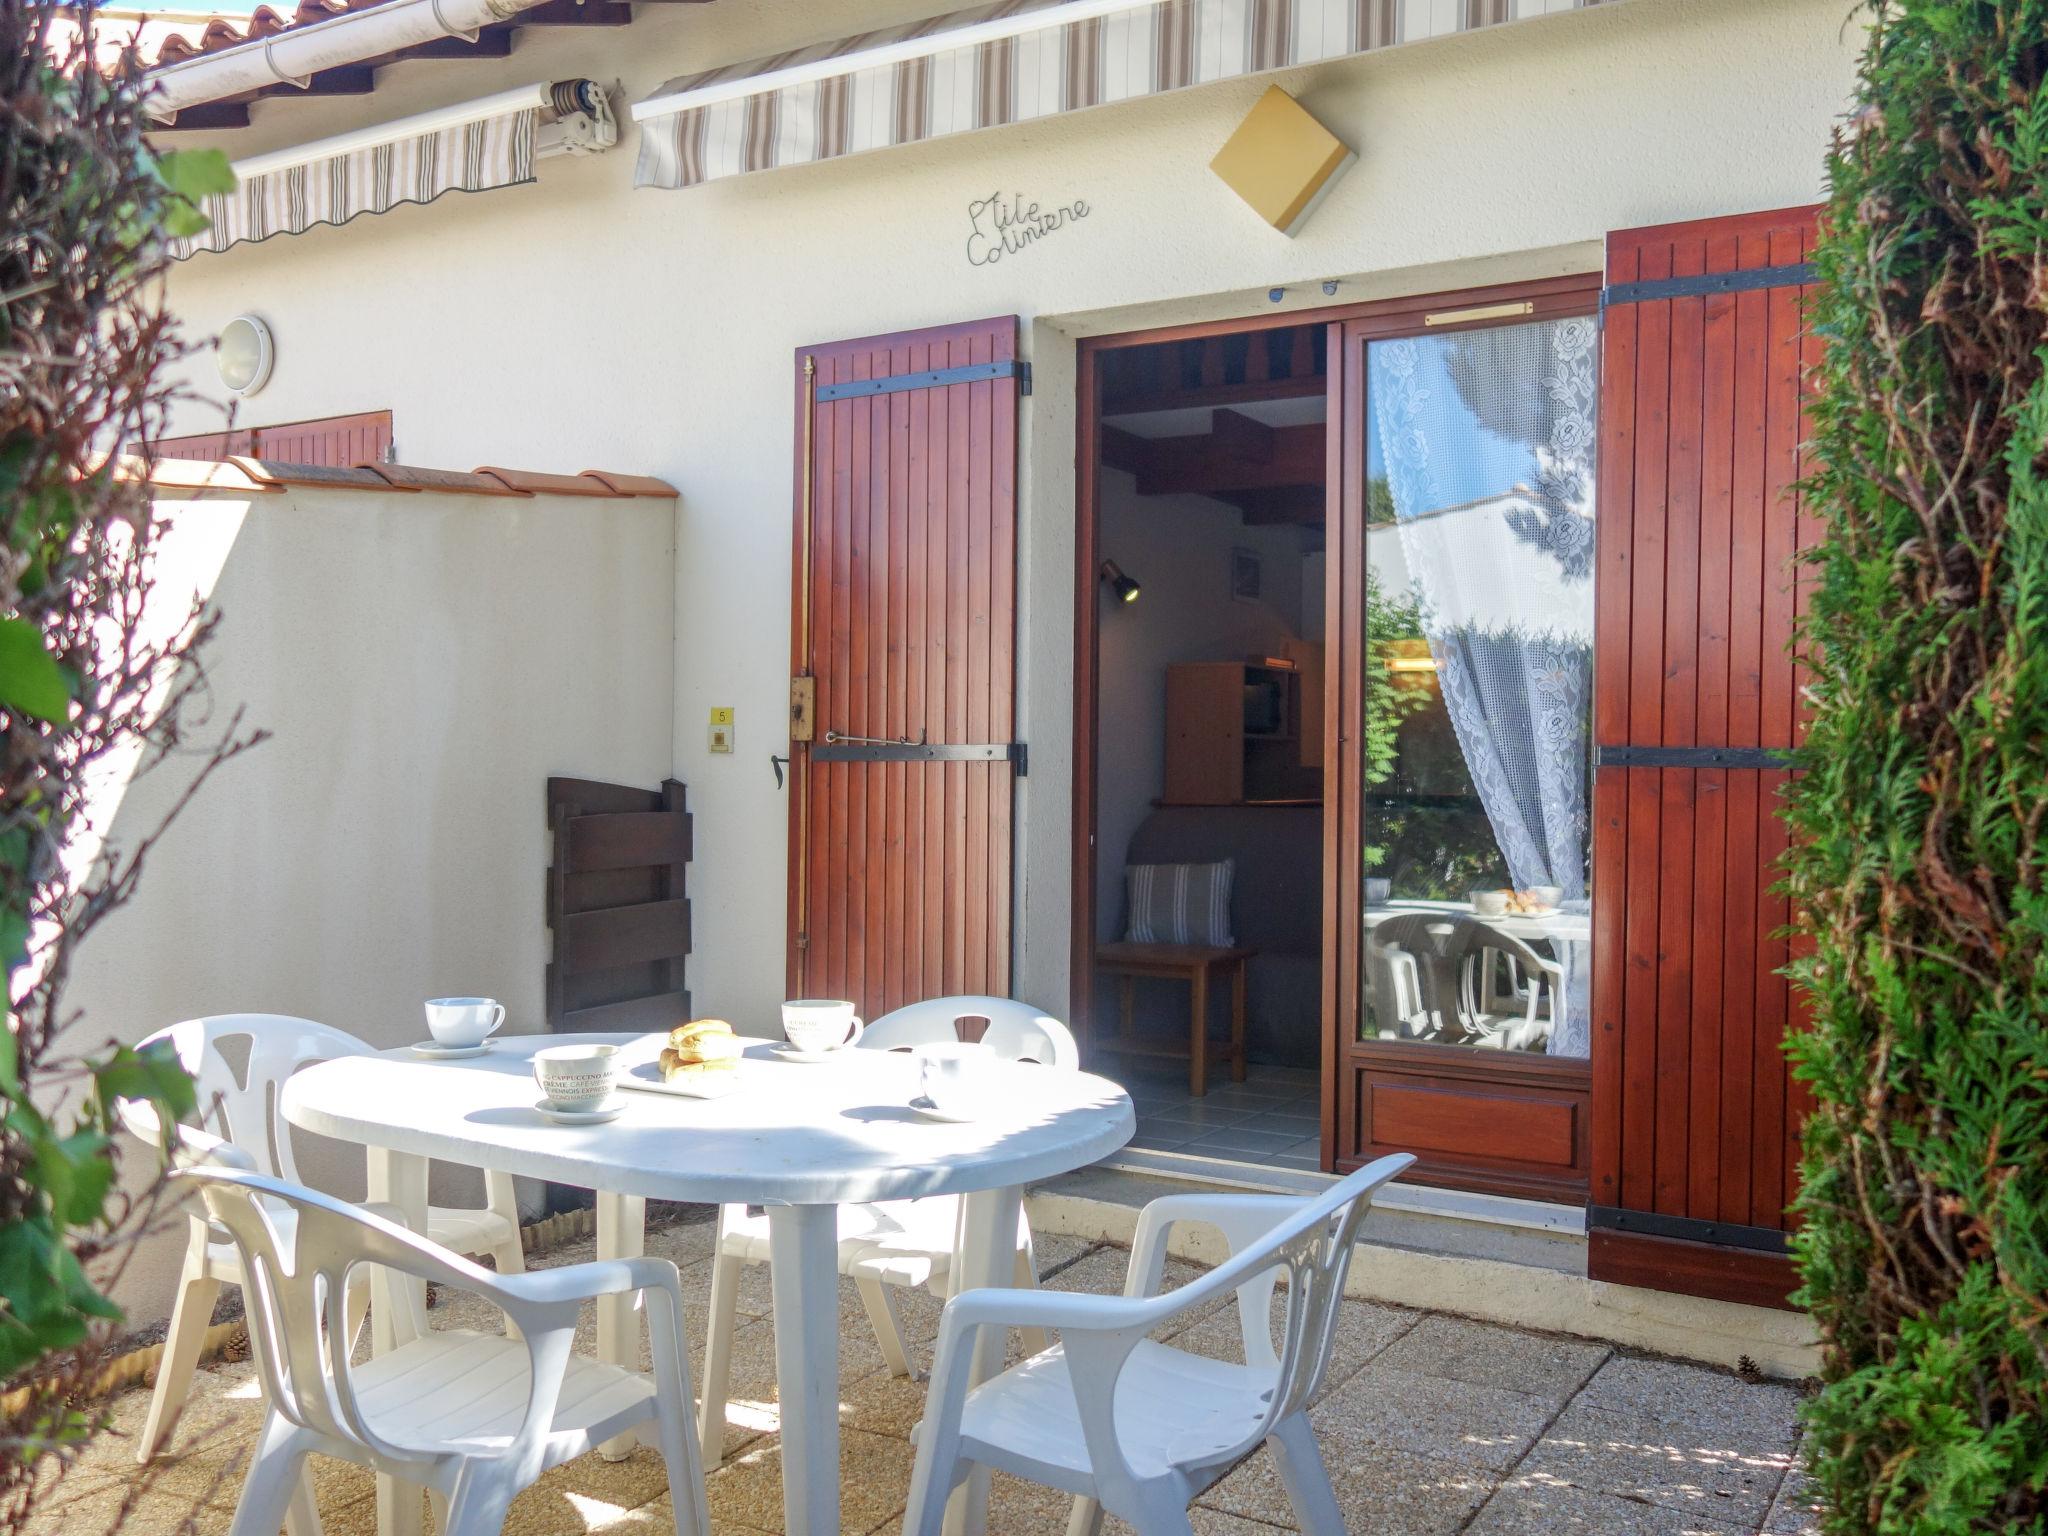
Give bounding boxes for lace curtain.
[1366,316,1597,1058]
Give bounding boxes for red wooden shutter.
[788,318,1022,1019]
[1589,206,1822,1309]
[152,410,393,466]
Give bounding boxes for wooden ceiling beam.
[401,27,517,57]
[1102,373,1325,417]
[1210,407,1275,464]
[259,64,375,98]
[514,0,633,23]
[1099,424,1156,480]
[1133,421,1325,497]
[158,99,252,129]
[1223,484,1327,526]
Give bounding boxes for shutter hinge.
[1017,361,1032,397]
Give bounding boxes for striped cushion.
[1124,861,1235,948]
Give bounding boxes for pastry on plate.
[660,1018,744,1081]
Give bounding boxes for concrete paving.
[28,1216,1822,1535]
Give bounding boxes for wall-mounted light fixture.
[216,313,274,398]
[1100,559,1141,605]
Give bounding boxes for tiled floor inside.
[31,1210,1822,1536]
[1118,1061,1324,1169]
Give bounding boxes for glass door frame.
[1323,272,1604,1203]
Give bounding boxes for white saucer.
[412,1039,490,1059]
[770,1042,849,1065]
[909,1095,982,1125]
[535,1098,624,1125]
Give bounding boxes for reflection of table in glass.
[1363,898,1590,945]
[1363,900,1589,1050]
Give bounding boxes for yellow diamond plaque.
[1209,85,1355,237]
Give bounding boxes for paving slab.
[1518,1400,1794,1528]
[1202,1441,1493,1533]
[1467,1472,1757,1535]
[1576,1355,1802,1447]
[1764,1455,1824,1534]
[1309,1362,1565,1472]
[1372,1314,1610,1399]
[703,1428,914,1536]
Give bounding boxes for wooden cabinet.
[1163,662,1319,806]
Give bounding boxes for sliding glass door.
[1326,279,1601,1199]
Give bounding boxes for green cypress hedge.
[1783,2,2048,1531]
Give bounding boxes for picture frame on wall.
[1230,546,1262,605]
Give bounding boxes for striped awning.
[634,0,1615,191]
[170,79,622,257]
[175,109,533,258]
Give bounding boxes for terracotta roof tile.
[579,470,681,497]
[149,0,373,68]
[230,458,400,491]
[128,455,677,501]
[475,467,616,498]
[366,464,517,496]
[127,456,281,494]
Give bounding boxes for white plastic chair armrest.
[492,1255,681,1308]
[937,1284,1164,1338]
[123,1102,255,1175]
[1125,1193,1308,1297]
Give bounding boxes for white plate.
[411,1040,490,1059]
[769,1041,851,1065]
[535,1098,625,1125]
[909,1095,982,1125]
[616,1053,745,1099]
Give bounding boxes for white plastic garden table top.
[281,1030,1133,1204]
[281,1031,1135,1536]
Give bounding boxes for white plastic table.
[280,1033,1134,1536]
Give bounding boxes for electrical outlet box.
[709,706,734,754]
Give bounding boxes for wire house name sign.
[966,190,1090,266]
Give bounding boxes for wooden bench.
[1091,942,1255,1097]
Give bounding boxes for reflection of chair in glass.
[1363,914,1455,1041]
[1442,923,1563,1052]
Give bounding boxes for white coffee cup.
[532,1043,619,1112]
[918,1041,994,1118]
[782,999,864,1055]
[425,997,505,1048]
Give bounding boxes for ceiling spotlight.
[1322,280,1339,296]
[1100,559,1141,605]
[1267,287,1286,304]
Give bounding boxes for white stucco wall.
[63,483,674,1316]
[152,0,1858,1042]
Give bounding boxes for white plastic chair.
[115,1015,526,1462]
[900,1152,1416,1536]
[697,996,1076,1463]
[182,1167,709,1536]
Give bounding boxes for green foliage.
[1360,565,1430,870]
[1782,3,2048,1530]
[1,1,245,1514]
